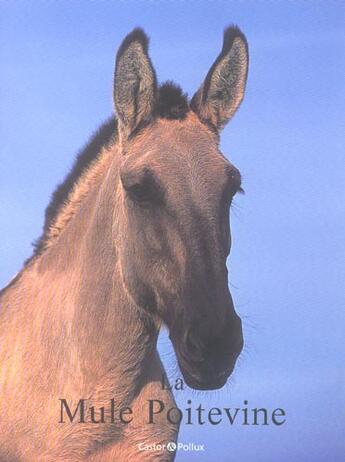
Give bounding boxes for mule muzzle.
[170,314,243,390]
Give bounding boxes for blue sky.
[1,1,344,461]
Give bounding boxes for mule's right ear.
[114,28,157,140]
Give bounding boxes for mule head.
[113,27,248,390]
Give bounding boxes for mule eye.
[127,181,157,205]
[121,168,163,207]
[225,166,243,197]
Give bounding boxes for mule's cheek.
[119,249,157,312]
[119,214,184,317]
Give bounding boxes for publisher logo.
[138,441,205,453]
[166,442,177,452]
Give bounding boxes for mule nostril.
[216,369,228,379]
[185,330,204,363]
[231,324,244,356]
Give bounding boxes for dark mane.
[30,82,189,260]
[31,117,118,257]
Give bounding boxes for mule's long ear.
[191,26,248,131]
[114,28,157,140]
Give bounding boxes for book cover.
[0,1,343,461]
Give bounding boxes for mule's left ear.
[191,26,249,131]
[114,28,157,140]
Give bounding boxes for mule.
[0,26,249,461]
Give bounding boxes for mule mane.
[31,117,118,258]
[28,82,189,262]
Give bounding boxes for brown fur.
[0,26,248,461]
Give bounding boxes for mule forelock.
[156,82,189,120]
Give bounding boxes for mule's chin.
[180,366,231,391]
